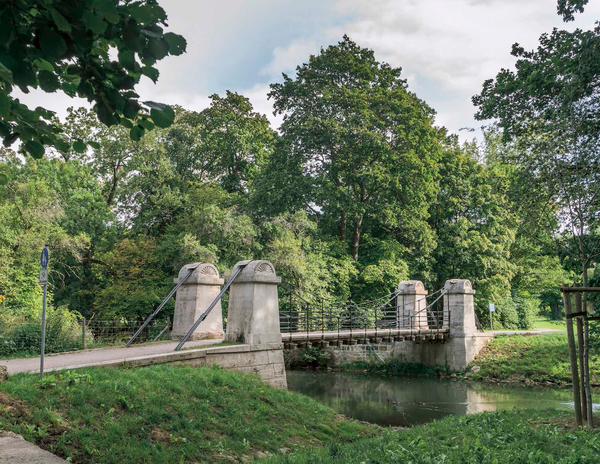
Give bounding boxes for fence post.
[82,317,86,350]
[575,291,588,422]
[563,290,583,426]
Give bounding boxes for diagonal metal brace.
[126,265,199,347]
[174,262,249,351]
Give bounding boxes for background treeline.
[0,37,596,337]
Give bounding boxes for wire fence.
[0,317,172,359]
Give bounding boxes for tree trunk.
[350,216,363,261]
[339,210,346,242]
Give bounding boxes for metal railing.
[279,286,449,342]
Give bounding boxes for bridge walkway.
[1,338,224,375]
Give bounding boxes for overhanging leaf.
[86,12,108,35]
[34,58,54,72]
[48,7,72,32]
[143,101,168,111]
[123,99,140,119]
[118,49,136,70]
[0,173,7,185]
[164,33,187,56]
[0,62,13,84]
[40,30,67,60]
[0,92,9,117]
[73,139,86,153]
[38,70,60,92]
[150,105,174,128]
[130,125,144,141]
[138,118,154,130]
[141,66,159,83]
[24,140,45,158]
[147,38,169,60]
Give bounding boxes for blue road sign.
[40,247,49,269]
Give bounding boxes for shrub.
[513,296,539,329]
[492,297,520,329]
[285,347,333,369]
[0,306,83,357]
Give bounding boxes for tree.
[0,0,186,160]
[557,0,589,21]
[196,92,276,195]
[268,36,441,261]
[428,135,519,326]
[473,2,600,287]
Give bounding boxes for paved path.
[0,432,67,463]
[486,328,564,335]
[0,338,224,375]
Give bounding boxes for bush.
[492,297,520,329]
[0,306,83,357]
[513,296,539,329]
[341,358,449,377]
[285,347,333,369]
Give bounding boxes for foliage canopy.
[0,0,186,160]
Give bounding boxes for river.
[287,370,582,427]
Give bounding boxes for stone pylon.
[171,263,224,340]
[397,280,429,329]
[225,260,282,346]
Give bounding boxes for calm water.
[287,370,582,427]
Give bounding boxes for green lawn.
[470,333,599,385]
[532,317,566,331]
[262,409,600,464]
[0,365,376,463]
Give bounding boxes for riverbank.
[0,365,376,463]
[468,333,599,386]
[335,333,599,387]
[262,409,600,464]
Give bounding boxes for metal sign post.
[488,302,495,330]
[39,245,49,380]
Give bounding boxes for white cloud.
[260,40,319,79]
[11,0,600,146]
[257,0,600,140]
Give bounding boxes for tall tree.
[268,36,441,261]
[428,135,518,325]
[0,0,186,159]
[196,92,276,195]
[473,4,600,286]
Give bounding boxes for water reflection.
[287,370,575,426]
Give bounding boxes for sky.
[17,0,600,143]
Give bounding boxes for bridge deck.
[281,328,449,344]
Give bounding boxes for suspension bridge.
[1,261,488,388]
[278,282,452,348]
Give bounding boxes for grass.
[261,409,600,464]
[532,317,566,331]
[469,333,599,385]
[0,365,376,463]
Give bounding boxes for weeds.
[261,409,600,464]
[0,365,376,463]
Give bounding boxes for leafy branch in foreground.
[0,0,186,158]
